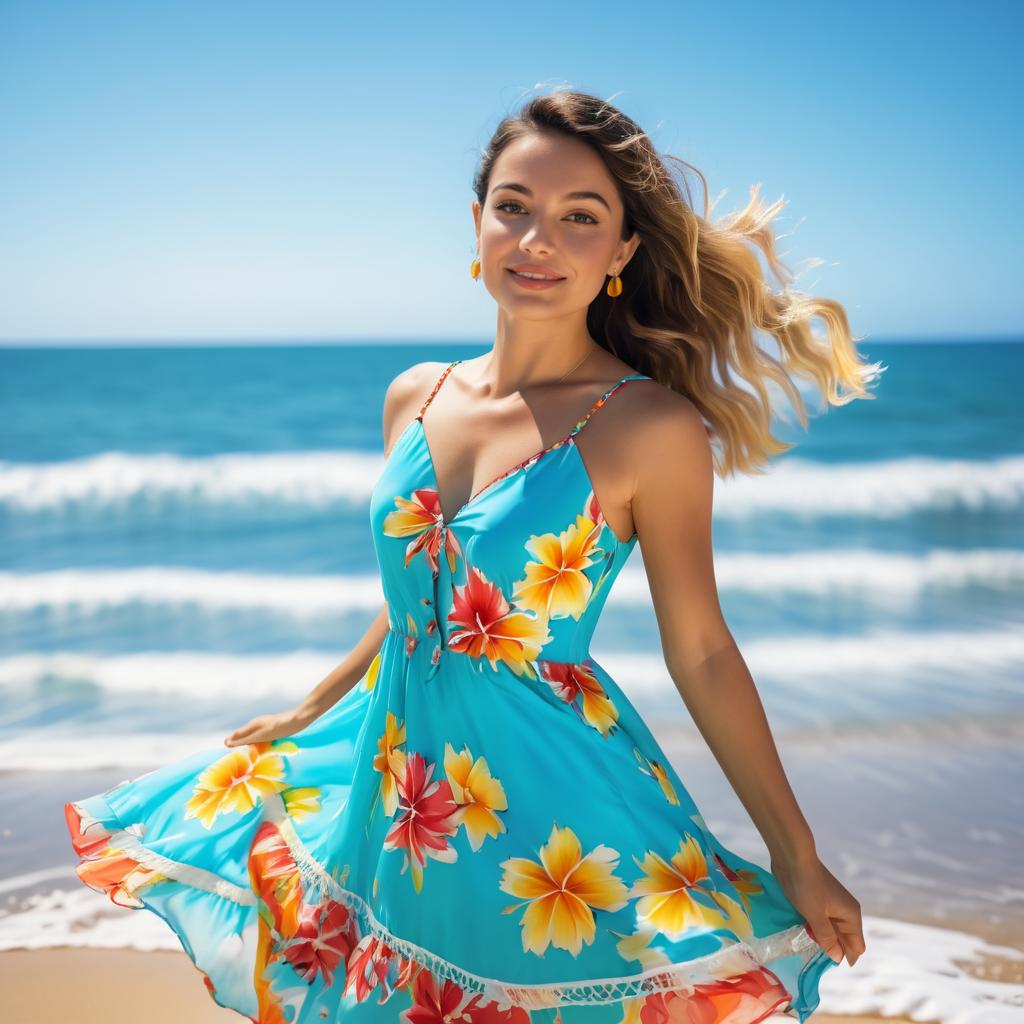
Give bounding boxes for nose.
[518,221,555,255]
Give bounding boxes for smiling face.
[472,131,641,317]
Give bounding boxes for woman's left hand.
[770,852,866,967]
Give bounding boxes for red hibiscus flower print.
[383,751,460,893]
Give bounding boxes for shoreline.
[0,944,989,1024]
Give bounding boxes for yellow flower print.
[629,835,754,941]
[184,740,297,829]
[362,650,381,691]
[609,924,672,970]
[443,741,508,850]
[499,822,630,956]
[372,710,407,817]
[632,746,680,805]
[512,515,605,622]
[281,787,322,821]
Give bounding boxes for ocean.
[1,340,1022,1017]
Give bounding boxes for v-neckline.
[413,414,576,529]
[410,364,653,533]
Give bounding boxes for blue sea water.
[0,339,1022,961]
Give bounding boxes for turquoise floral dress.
[64,359,839,1023]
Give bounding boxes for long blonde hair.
[472,89,885,478]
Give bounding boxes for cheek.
[557,230,613,269]
[481,218,516,245]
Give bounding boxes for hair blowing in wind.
[473,89,885,478]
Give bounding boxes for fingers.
[805,919,844,964]
[807,912,867,968]
[224,713,289,747]
[225,722,258,746]
[837,928,866,966]
[225,716,281,746]
[831,896,866,966]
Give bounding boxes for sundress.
[63,358,839,1023]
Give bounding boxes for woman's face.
[472,131,640,318]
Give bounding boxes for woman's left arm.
[629,395,866,968]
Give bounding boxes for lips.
[506,267,566,280]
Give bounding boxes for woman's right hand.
[223,707,316,747]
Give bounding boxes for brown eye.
[495,201,597,225]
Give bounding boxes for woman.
[65,90,878,1023]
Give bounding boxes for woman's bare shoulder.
[628,384,713,507]
[380,359,451,452]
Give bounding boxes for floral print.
[498,823,631,956]
[511,512,605,622]
[630,836,756,941]
[383,488,462,575]
[184,740,315,829]
[447,565,552,677]
[383,751,460,893]
[444,742,509,850]
[62,358,838,1023]
[541,659,620,737]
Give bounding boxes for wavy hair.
[471,89,885,478]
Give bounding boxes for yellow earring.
[606,271,623,298]
[470,256,481,279]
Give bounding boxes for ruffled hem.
[64,788,837,1023]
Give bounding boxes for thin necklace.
[552,346,595,385]
[480,346,596,391]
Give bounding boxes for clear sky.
[1,0,1020,344]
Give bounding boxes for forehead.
[490,132,619,204]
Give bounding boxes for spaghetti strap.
[417,359,463,419]
[567,372,652,441]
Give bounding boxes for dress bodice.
[369,359,653,680]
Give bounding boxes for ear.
[471,200,481,238]
[612,230,642,275]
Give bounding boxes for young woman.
[65,90,878,1023]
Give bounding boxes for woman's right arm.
[223,362,437,748]
[223,604,390,746]
[292,603,390,724]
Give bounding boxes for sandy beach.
[0,947,938,1024]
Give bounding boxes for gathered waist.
[385,623,593,673]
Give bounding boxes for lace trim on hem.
[74,792,822,1010]
[263,794,821,1009]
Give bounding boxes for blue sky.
[0,0,1019,344]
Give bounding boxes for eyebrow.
[490,181,611,213]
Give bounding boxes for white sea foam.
[2,451,1022,517]
[2,627,1020,701]
[1,889,1022,1022]
[0,728,234,770]
[2,547,1020,617]
[1,625,1022,769]
[0,566,385,614]
[0,450,382,511]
